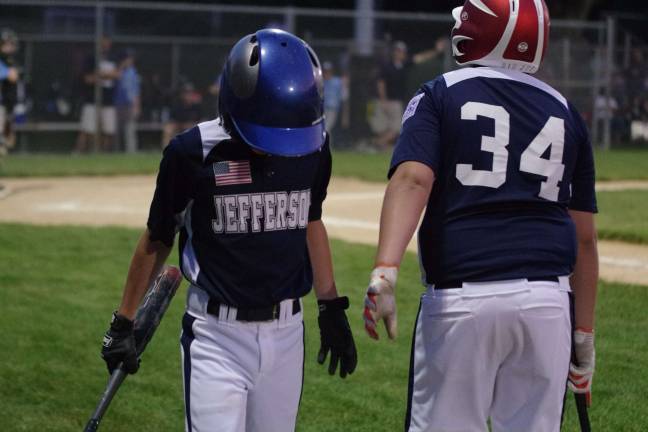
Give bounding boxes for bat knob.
[83,418,100,432]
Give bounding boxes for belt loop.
[558,275,571,291]
[218,304,228,322]
[280,302,287,321]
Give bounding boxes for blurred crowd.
[3,28,648,153]
[602,48,648,144]
[63,35,450,153]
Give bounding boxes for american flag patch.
[213,160,252,186]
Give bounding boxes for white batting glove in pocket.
[363,266,398,340]
[568,328,595,403]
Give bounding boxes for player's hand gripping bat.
[83,266,183,432]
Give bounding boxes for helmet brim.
[232,118,326,157]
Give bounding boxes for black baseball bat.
[83,266,183,432]
[575,392,591,432]
[568,292,591,432]
[572,349,591,432]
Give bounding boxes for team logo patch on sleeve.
[213,160,252,186]
[402,93,425,125]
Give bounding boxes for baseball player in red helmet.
[363,1,598,431]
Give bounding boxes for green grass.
[331,151,392,182]
[1,147,647,182]
[0,153,162,177]
[594,148,648,181]
[597,190,648,244]
[1,224,647,431]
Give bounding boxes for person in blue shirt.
[99,29,357,432]
[322,61,344,135]
[363,1,598,431]
[115,49,141,153]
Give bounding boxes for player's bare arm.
[364,161,435,340]
[568,209,599,403]
[569,210,598,330]
[118,229,172,320]
[308,219,358,378]
[375,161,435,267]
[307,220,338,300]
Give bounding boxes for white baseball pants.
[406,277,572,432]
[181,286,304,432]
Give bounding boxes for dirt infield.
[0,175,646,286]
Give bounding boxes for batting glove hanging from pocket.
[568,328,595,405]
[363,266,398,340]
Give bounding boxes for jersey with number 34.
[391,67,598,286]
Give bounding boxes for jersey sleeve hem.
[567,202,599,214]
[146,221,176,248]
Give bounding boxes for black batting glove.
[101,311,140,375]
[317,296,357,378]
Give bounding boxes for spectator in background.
[322,61,345,143]
[0,28,20,157]
[370,41,411,150]
[75,36,121,153]
[115,49,141,153]
[630,94,648,142]
[161,81,202,147]
[369,38,449,150]
[594,88,621,144]
[142,72,170,124]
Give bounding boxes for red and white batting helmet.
[451,0,550,74]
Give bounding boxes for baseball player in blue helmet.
[363,1,598,431]
[100,28,357,432]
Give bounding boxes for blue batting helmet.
[218,29,326,157]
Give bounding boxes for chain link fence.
[0,0,617,152]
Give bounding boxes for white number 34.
[456,101,566,202]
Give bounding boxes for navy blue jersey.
[390,67,597,286]
[147,119,331,307]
